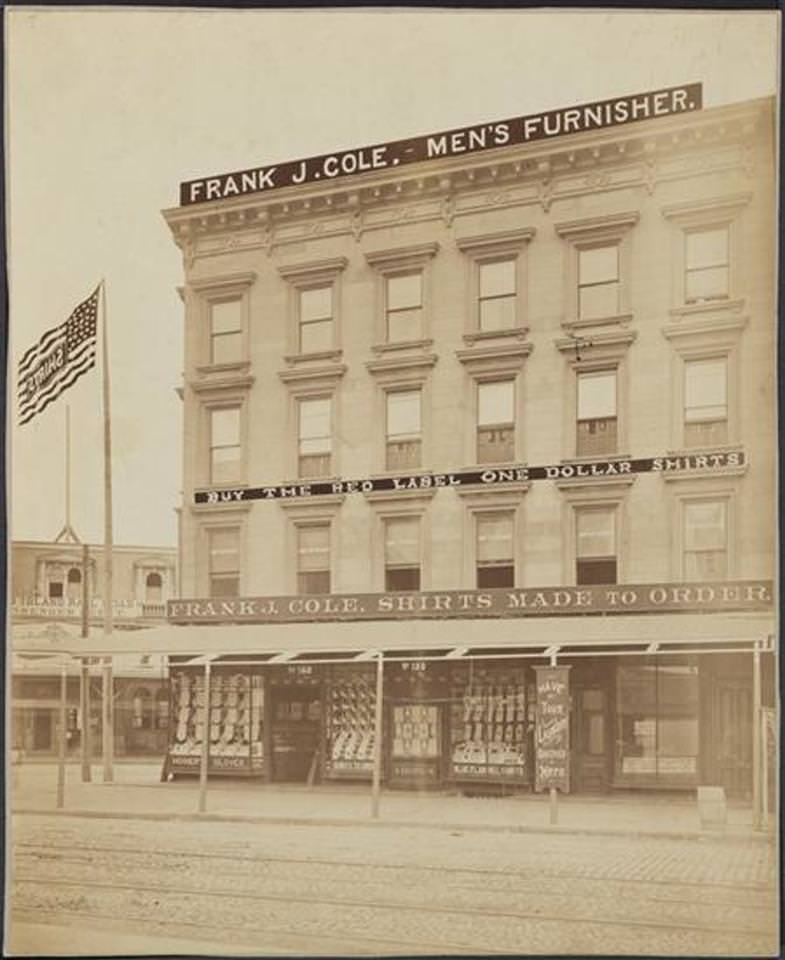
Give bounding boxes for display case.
[168,669,265,777]
[323,665,376,779]
[449,665,528,783]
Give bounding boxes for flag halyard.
[17,286,100,426]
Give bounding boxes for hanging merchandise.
[325,666,376,777]
[450,667,528,782]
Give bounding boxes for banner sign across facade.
[180,83,702,206]
[167,579,773,625]
[195,450,744,506]
[534,666,571,793]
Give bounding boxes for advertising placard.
[534,666,571,793]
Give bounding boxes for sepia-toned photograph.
[5,7,780,957]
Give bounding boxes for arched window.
[145,571,163,605]
[66,568,82,603]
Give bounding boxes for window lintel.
[364,242,439,273]
[456,228,535,258]
[190,271,257,295]
[554,211,639,242]
[660,192,751,226]
[277,256,348,286]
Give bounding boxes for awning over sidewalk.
[12,611,776,662]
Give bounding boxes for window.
[577,370,617,456]
[208,528,240,598]
[48,580,63,600]
[298,397,332,478]
[477,380,515,464]
[575,507,617,584]
[578,245,619,320]
[66,567,82,603]
[684,358,727,447]
[209,299,243,365]
[145,572,163,605]
[297,525,330,595]
[683,500,727,581]
[299,286,333,354]
[386,390,421,470]
[386,273,423,342]
[476,512,514,588]
[685,227,729,303]
[131,688,153,730]
[616,663,699,781]
[209,406,241,484]
[479,260,516,332]
[384,516,421,591]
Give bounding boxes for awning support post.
[101,657,114,783]
[80,658,91,782]
[752,640,762,831]
[549,648,558,826]
[56,659,67,809]
[371,653,384,819]
[198,660,211,813]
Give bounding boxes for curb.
[12,806,773,845]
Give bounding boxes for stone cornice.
[162,98,772,259]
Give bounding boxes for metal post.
[761,707,769,830]
[752,641,761,830]
[80,544,91,782]
[549,649,558,826]
[56,660,67,809]
[371,653,384,819]
[102,658,114,782]
[198,661,211,813]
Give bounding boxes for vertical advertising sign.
[534,666,571,793]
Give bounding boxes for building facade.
[161,91,776,797]
[11,538,177,757]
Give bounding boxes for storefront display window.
[616,662,698,781]
[324,666,376,777]
[392,704,439,759]
[169,670,264,774]
[449,666,527,781]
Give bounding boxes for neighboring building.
[160,89,776,797]
[10,537,177,757]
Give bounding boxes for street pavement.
[8,812,779,957]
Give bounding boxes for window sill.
[462,327,530,346]
[371,339,434,354]
[283,349,343,366]
[196,361,251,376]
[669,298,745,319]
[562,313,633,333]
[366,351,438,377]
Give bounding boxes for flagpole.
[100,278,114,782]
[65,405,71,534]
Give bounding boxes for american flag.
[17,286,99,426]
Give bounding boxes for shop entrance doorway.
[270,683,321,782]
[32,711,53,751]
[573,687,611,792]
[713,681,752,798]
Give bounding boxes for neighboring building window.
[208,527,240,598]
[685,227,729,303]
[684,358,728,447]
[577,370,617,457]
[386,390,422,471]
[386,273,422,342]
[48,580,63,600]
[683,500,727,581]
[576,507,617,584]
[384,516,421,591]
[616,663,699,781]
[578,245,619,320]
[209,406,241,484]
[479,259,516,332]
[66,567,82,603]
[299,286,333,354]
[145,572,163,605]
[209,299,243,365]
[477,380,515,464]
[297,524,331,595]
[476,512,515,588]
[298,397,332,478]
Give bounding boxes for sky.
[6,7,779,548]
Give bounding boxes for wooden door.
[713,682,752,798]
[574,687,611,792]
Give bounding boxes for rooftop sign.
[180,83,702,206]
[167,580,772,625]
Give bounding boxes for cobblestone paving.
[9,814,779,956]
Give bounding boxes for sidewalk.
[10,761,773,842]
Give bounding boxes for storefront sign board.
[180,84,701,205]
[167,579,773,624]
[534,666,571,793]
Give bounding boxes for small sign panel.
[534,666,571,793]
